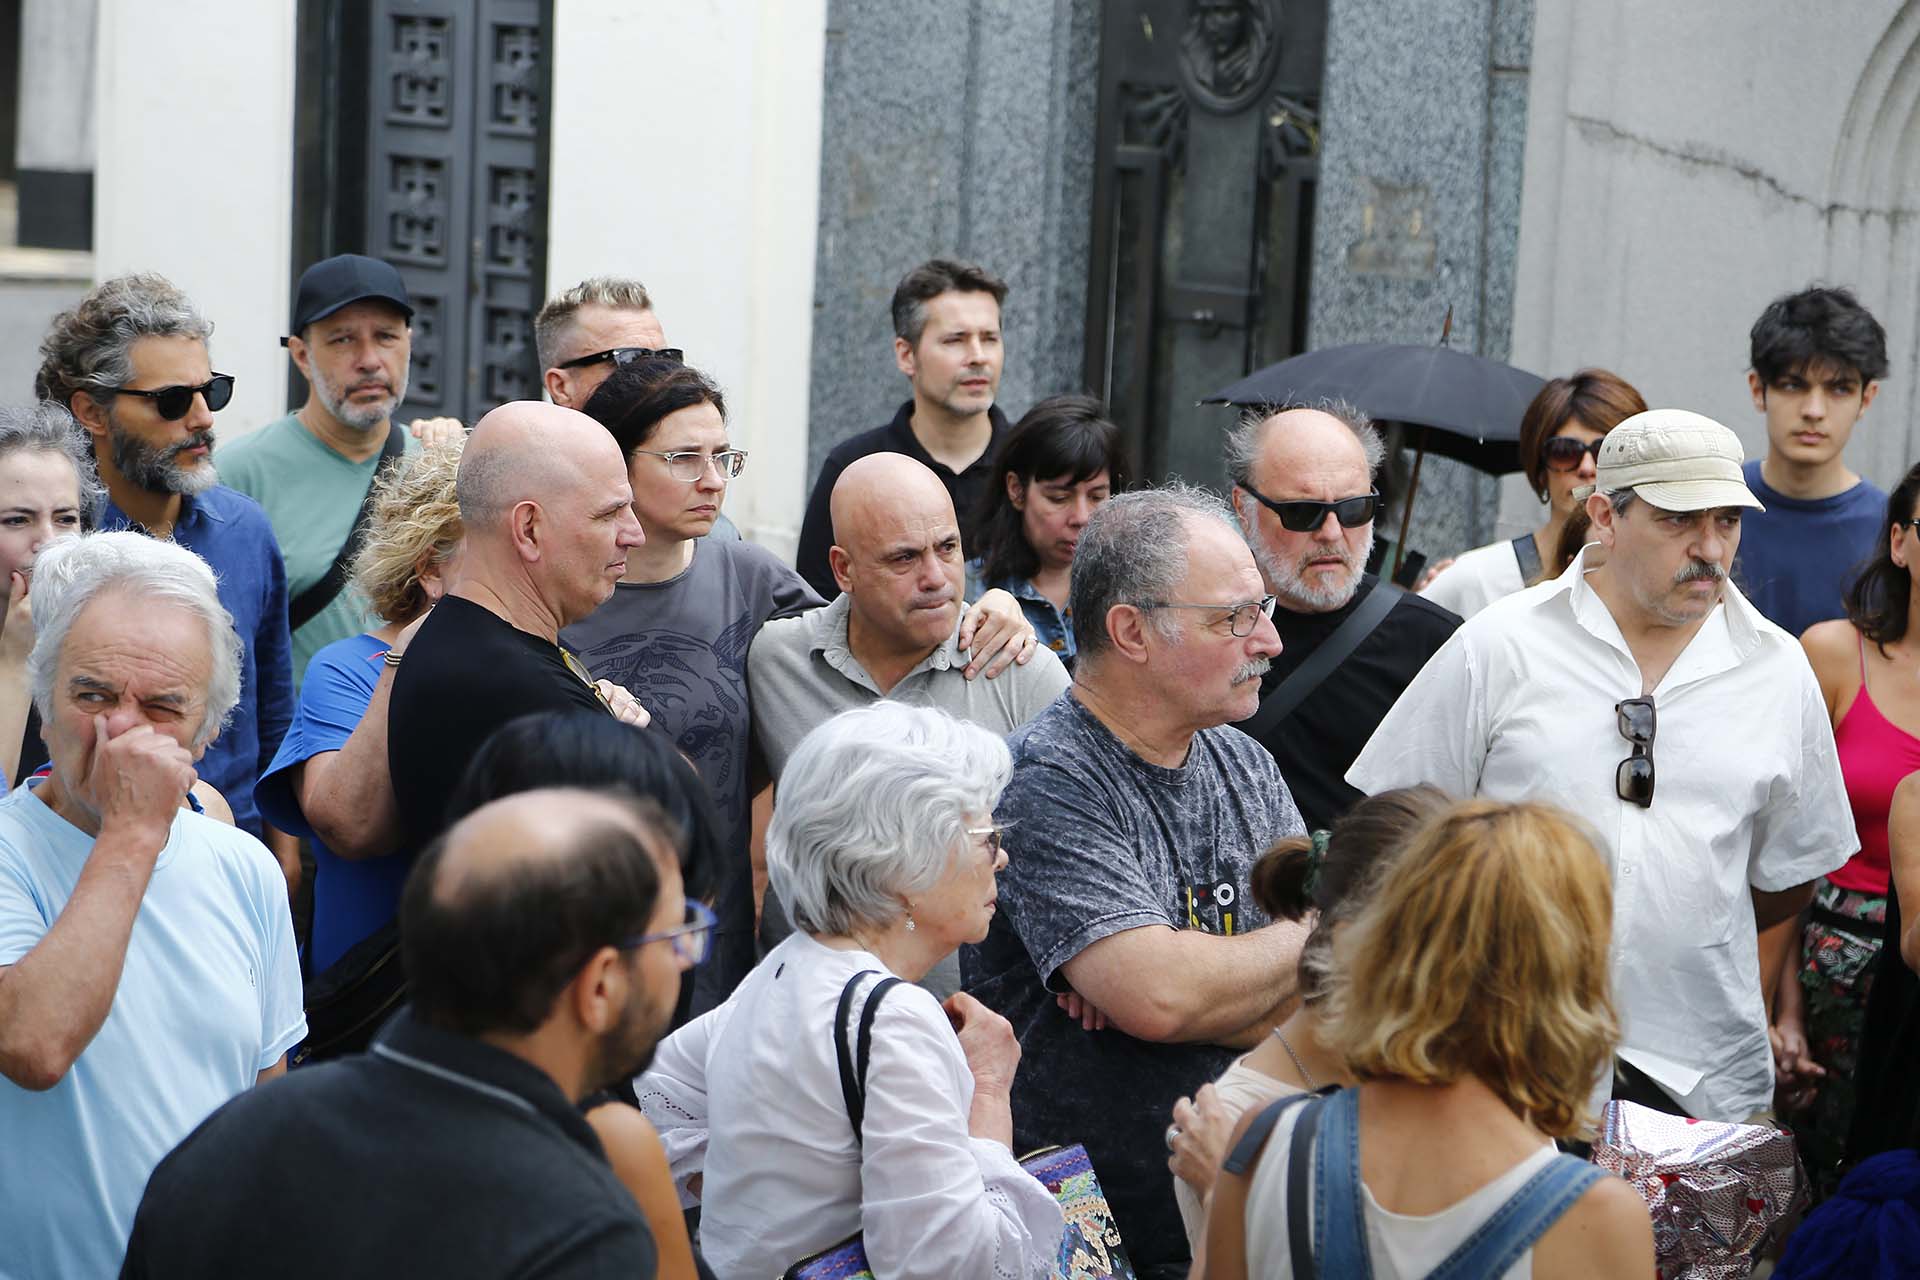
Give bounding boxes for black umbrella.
[1203,325,1546,576]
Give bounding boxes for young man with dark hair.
[1733,284,1890,636]
[119,788,693,1279]
[794,258,1012,598]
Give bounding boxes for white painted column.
[93,1,298,440]
[547,0,827,556]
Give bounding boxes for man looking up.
[34,274,294,852]
[795,258,1011,597]
[120,788,690,1278]
[1350,409,1855,1123]
[1734,285,1890,637]
[219,254,462,689]
[961,486,1307,1276]
[535,275,739,541]
[1225,401,1458,828]
[0,533,305,1278]
[387,401,649,853]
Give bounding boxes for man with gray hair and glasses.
[0,531,305,1279]
[34,273,296,864]
[1350,409,1855,1125]
[1224,400,1458,829]
[961,484,1307,1278]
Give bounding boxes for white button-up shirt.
[1348,548,1855,1122]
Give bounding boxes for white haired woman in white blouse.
[638,702,1064,1279]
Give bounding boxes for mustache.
[161,430,215,460]
[1674,560,1725,584]
[1231,658,1272,686]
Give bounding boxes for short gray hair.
[533,276,653,372]
[1069,483,1240,658]
[0,402,105,524]
[1222,398,1386,487]
[768,703,1012,936]
[1603,487,1637,516]
[27,531,243,750]
[34,274,214,411]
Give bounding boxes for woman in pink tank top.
[1787,461,1920,1198]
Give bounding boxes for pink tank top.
[1831,636,1920,895]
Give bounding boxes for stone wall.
[805,0,1099,477]
[1307,0,1534,564]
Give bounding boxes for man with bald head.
[1223,401,1458,828]
[387,401,650,851]
[748,452,1065,993]
[122,787,692,1277]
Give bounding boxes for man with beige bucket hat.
[1348,408,1856,1123]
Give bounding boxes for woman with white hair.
[638,701,1064,1279]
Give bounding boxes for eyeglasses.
[561,650,618,715]
[1615,696,1656,808]
[557,346,685,371]
[1542,436,1606,472]
[112,374,235,421]
[619,899,717,967]
[1142,594,1278,637]
[966,824,1006,860]
[1239,484,1380,533]
[630,448,749,482]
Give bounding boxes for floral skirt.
[1794,878,1887,1200]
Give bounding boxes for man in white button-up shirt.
[1349,409,1856,1123]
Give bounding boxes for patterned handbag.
[782,974,1137,1279]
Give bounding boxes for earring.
[904,903,916,933]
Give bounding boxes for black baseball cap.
[282,254,414,346]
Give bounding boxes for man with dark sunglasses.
[33,274,295,864]
[1223,401,1458,829]
[1350,409,1854,1127]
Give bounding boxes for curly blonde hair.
[1322,798,1620,1138]
[352,440,465,626]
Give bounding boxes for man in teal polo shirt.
[220,255,461,690]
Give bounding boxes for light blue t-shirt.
[0,783,307,1280]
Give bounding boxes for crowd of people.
[0,248,1912,1280]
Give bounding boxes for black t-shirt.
[1251,574,1460,830]
[793,400,1010,599]
[389,595,606,850]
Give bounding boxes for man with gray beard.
[1224,401,1459,829]
[219,255,462,689]
[34,273,295,857]
[960,485,1307,1276]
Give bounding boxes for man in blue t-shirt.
[1733,285,1890,638]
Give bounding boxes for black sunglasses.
[114,374,235,421]
[1240,483,1380,533]
[1542,436,1605,472]
[557,346,685,371]
[1615,696,1656,808]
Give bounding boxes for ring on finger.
[1165,1122,1180,1151]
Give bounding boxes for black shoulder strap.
[288,424,408,631]
[1239,583,1403,741]
[833,970,902,1141]
[1220,1091,1326,1279]
[1510,532,1543,584]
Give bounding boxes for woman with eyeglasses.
[967,394,1127,668]
[447,707,724,1280]
[1420,368,1646,616]
[565,358,1039,1014]
[1772,461,1920,1196]
[638,702,1064,1279]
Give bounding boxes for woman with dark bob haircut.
[1421,368,1645,617]
[447,708,722,1280]
[967,393,1128,667]
[1781,460,1920,1197]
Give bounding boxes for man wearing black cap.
[220,254,462,688]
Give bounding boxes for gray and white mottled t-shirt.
[961,691,1303,1273]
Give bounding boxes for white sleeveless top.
[1243,1104,1561,1279]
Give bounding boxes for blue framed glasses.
[619,899,717,967]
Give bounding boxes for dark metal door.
[1084,0,1326,490]
[292,0,550,426]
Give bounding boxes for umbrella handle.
[1393,427,1428,580]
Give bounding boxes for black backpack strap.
[833,970,902,1141]
[1218,1091,1326,1277]
[288,423,408,631]
[1238,583,1403,741]
[1510,531,1543,584]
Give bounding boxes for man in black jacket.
[120,786,698,1279]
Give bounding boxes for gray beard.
[311,362,406,432]
[1242,510,1373,613]
[110,424,218,497]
